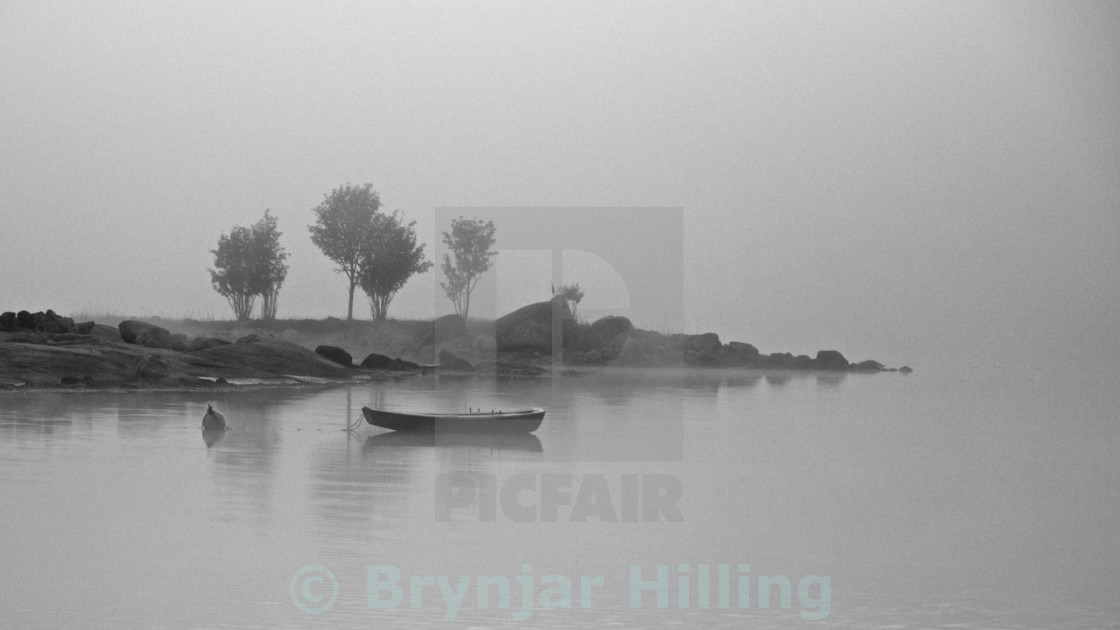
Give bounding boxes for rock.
[119,320,173,349]
[359,352,420,371]
[60,375,82,386]
[852,359,885,371]
[613,335,653,366]
[88,324,122,342]
[75,321,95,334]
[56,316,75,332]
[591,316,633,342]
[136,326,171,349]
[471,334,497,355]
[439,349,475,372]
[727,341,759,357]
[763,352,795,368]
[131,354,169,381]
[815,350,849,370]
[899,366,913,374]
[169,334,190,352]
[236,333,262,344]
[188,337,228,351]
[686,350,721,367]
[496,297,572,354]
[685,333,721,353]
[724,341,760,365]
[0,312,15,332]
[315,345,353,367]
[360,352,394,369]
[197,338,352,378]
[434,314,467,342]
[563,323,601,352]
[792,354,814,369]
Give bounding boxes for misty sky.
[2,1,1118,366]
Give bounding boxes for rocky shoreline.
[0,302,909,391]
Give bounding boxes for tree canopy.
[253,210,288,320]
[308,183,381,320]
[359,211,432,320]
[209,210,289,321]
[554,283,585,321]
[440,217,497,319]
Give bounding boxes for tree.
[253,210,288,320]
[210,226,257,321]
[209,210,289,321]
[308,183,381,320]
[554,283,585,321]
[440,217,497,319]
[359,211,432,320]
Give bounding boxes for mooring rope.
[345,411,364,432]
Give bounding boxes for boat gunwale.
[362,406,545,419]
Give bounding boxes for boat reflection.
[362,430,543,453]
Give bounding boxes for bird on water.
[202,404,227,431]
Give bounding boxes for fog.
[2,1,1117,368]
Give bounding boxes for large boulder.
[315,345,353,367]
[815,350,849,370]
[169,334,191,352]
[763,352,795,368]
[189,337,229,352]
[496,297,572,354]
[439,349,475,372]
[684,333,721,353]
[119,320,172,349]
[433,314,467,342]
[197,338,353,378]
[792,354,814,369]
[89,324,124,342]
[724,341,760,365]
[591,316,633,343]
[359,352,420,371]
[851,359,885,371]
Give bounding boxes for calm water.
[1,365,1117,628]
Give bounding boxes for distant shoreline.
[1,302,908,391]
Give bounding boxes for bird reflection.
[201,428,227,448]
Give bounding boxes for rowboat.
[362,406,545,433]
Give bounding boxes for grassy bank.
[75,314,495,366]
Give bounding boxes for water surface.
[1,365,1117,628]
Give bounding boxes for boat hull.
[362,407,545,433]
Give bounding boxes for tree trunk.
[347,279,356,321]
